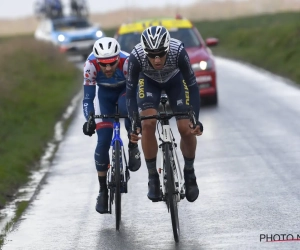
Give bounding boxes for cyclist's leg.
[118,89,141,171]
[164,72,197,158]
[137,74,162,200]
[95,85,119,174]
[164,73,199,202]
[137,75,161,159]
[94,85,119,213]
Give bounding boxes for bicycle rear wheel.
[109,188,113,214]
[114,140,122,230]
[164,144,180,242]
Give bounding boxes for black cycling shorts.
[137,72,190,120]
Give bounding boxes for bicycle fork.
[158,125,185,202]
[108,146,128,193]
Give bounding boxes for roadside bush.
[0,36,81,208]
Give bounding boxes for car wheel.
[207,93,218,106]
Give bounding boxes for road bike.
[133,94,198,242]
[90,104,130,231]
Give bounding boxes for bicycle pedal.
[150,197,162,202]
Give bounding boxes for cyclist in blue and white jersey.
[126,26,203,203]
[82,37,141,214]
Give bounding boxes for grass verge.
[0,36,82,210]
[194,11,300,84]
[0,201,29,247]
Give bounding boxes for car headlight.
[57,34,65,42]
[191,59,213,71]
[96,30,103,38]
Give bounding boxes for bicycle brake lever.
[132,112,139,134]
[188,107,197,129]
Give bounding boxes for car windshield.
[53,19,91,31]
[169,28,201,48]
[118,28,201,53]
[117,32,141,53]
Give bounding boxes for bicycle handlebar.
[85,101,129,133]
[85,112,128,133]
[139,111,193,122]
[90,102,129,120]
[132,106,202,132]
[94,114,128,119]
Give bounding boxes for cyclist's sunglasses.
[97,59,118,67]
[146,50,168,59]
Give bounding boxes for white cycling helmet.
[93,37,120,63]
[141,26,170,53]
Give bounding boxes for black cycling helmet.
[140,26,170,54]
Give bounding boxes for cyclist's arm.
[82,60,97,120]
[177,46,200,120]
[126,52,141,120]
[122,56,129,78]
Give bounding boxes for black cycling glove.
[83,114,96,137]
[196,120,204,132]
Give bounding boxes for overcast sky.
[0,0,201,19]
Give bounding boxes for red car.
[115,16,219,105]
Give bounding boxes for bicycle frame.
[158,120,185,202]
[93,105,129,229]
[108,121,127,186]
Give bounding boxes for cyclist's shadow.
[95,226,138,249]
[96,226,206,250]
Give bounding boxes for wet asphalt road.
[2,57,300,250]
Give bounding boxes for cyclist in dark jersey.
[126,26,203,203]
[82,37,141,214]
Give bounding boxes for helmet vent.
[108,42,112,49]
[151,37,157,45]
[99,43,103,50]
[159,33,167,47]
[94,48,99,55]
[142,36,149,48]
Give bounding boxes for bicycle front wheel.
[164,144,180,242]
[114,140,122,230]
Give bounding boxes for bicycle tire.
[109,188,113,214]
[164,144,180,242]
[114,140,122,230]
